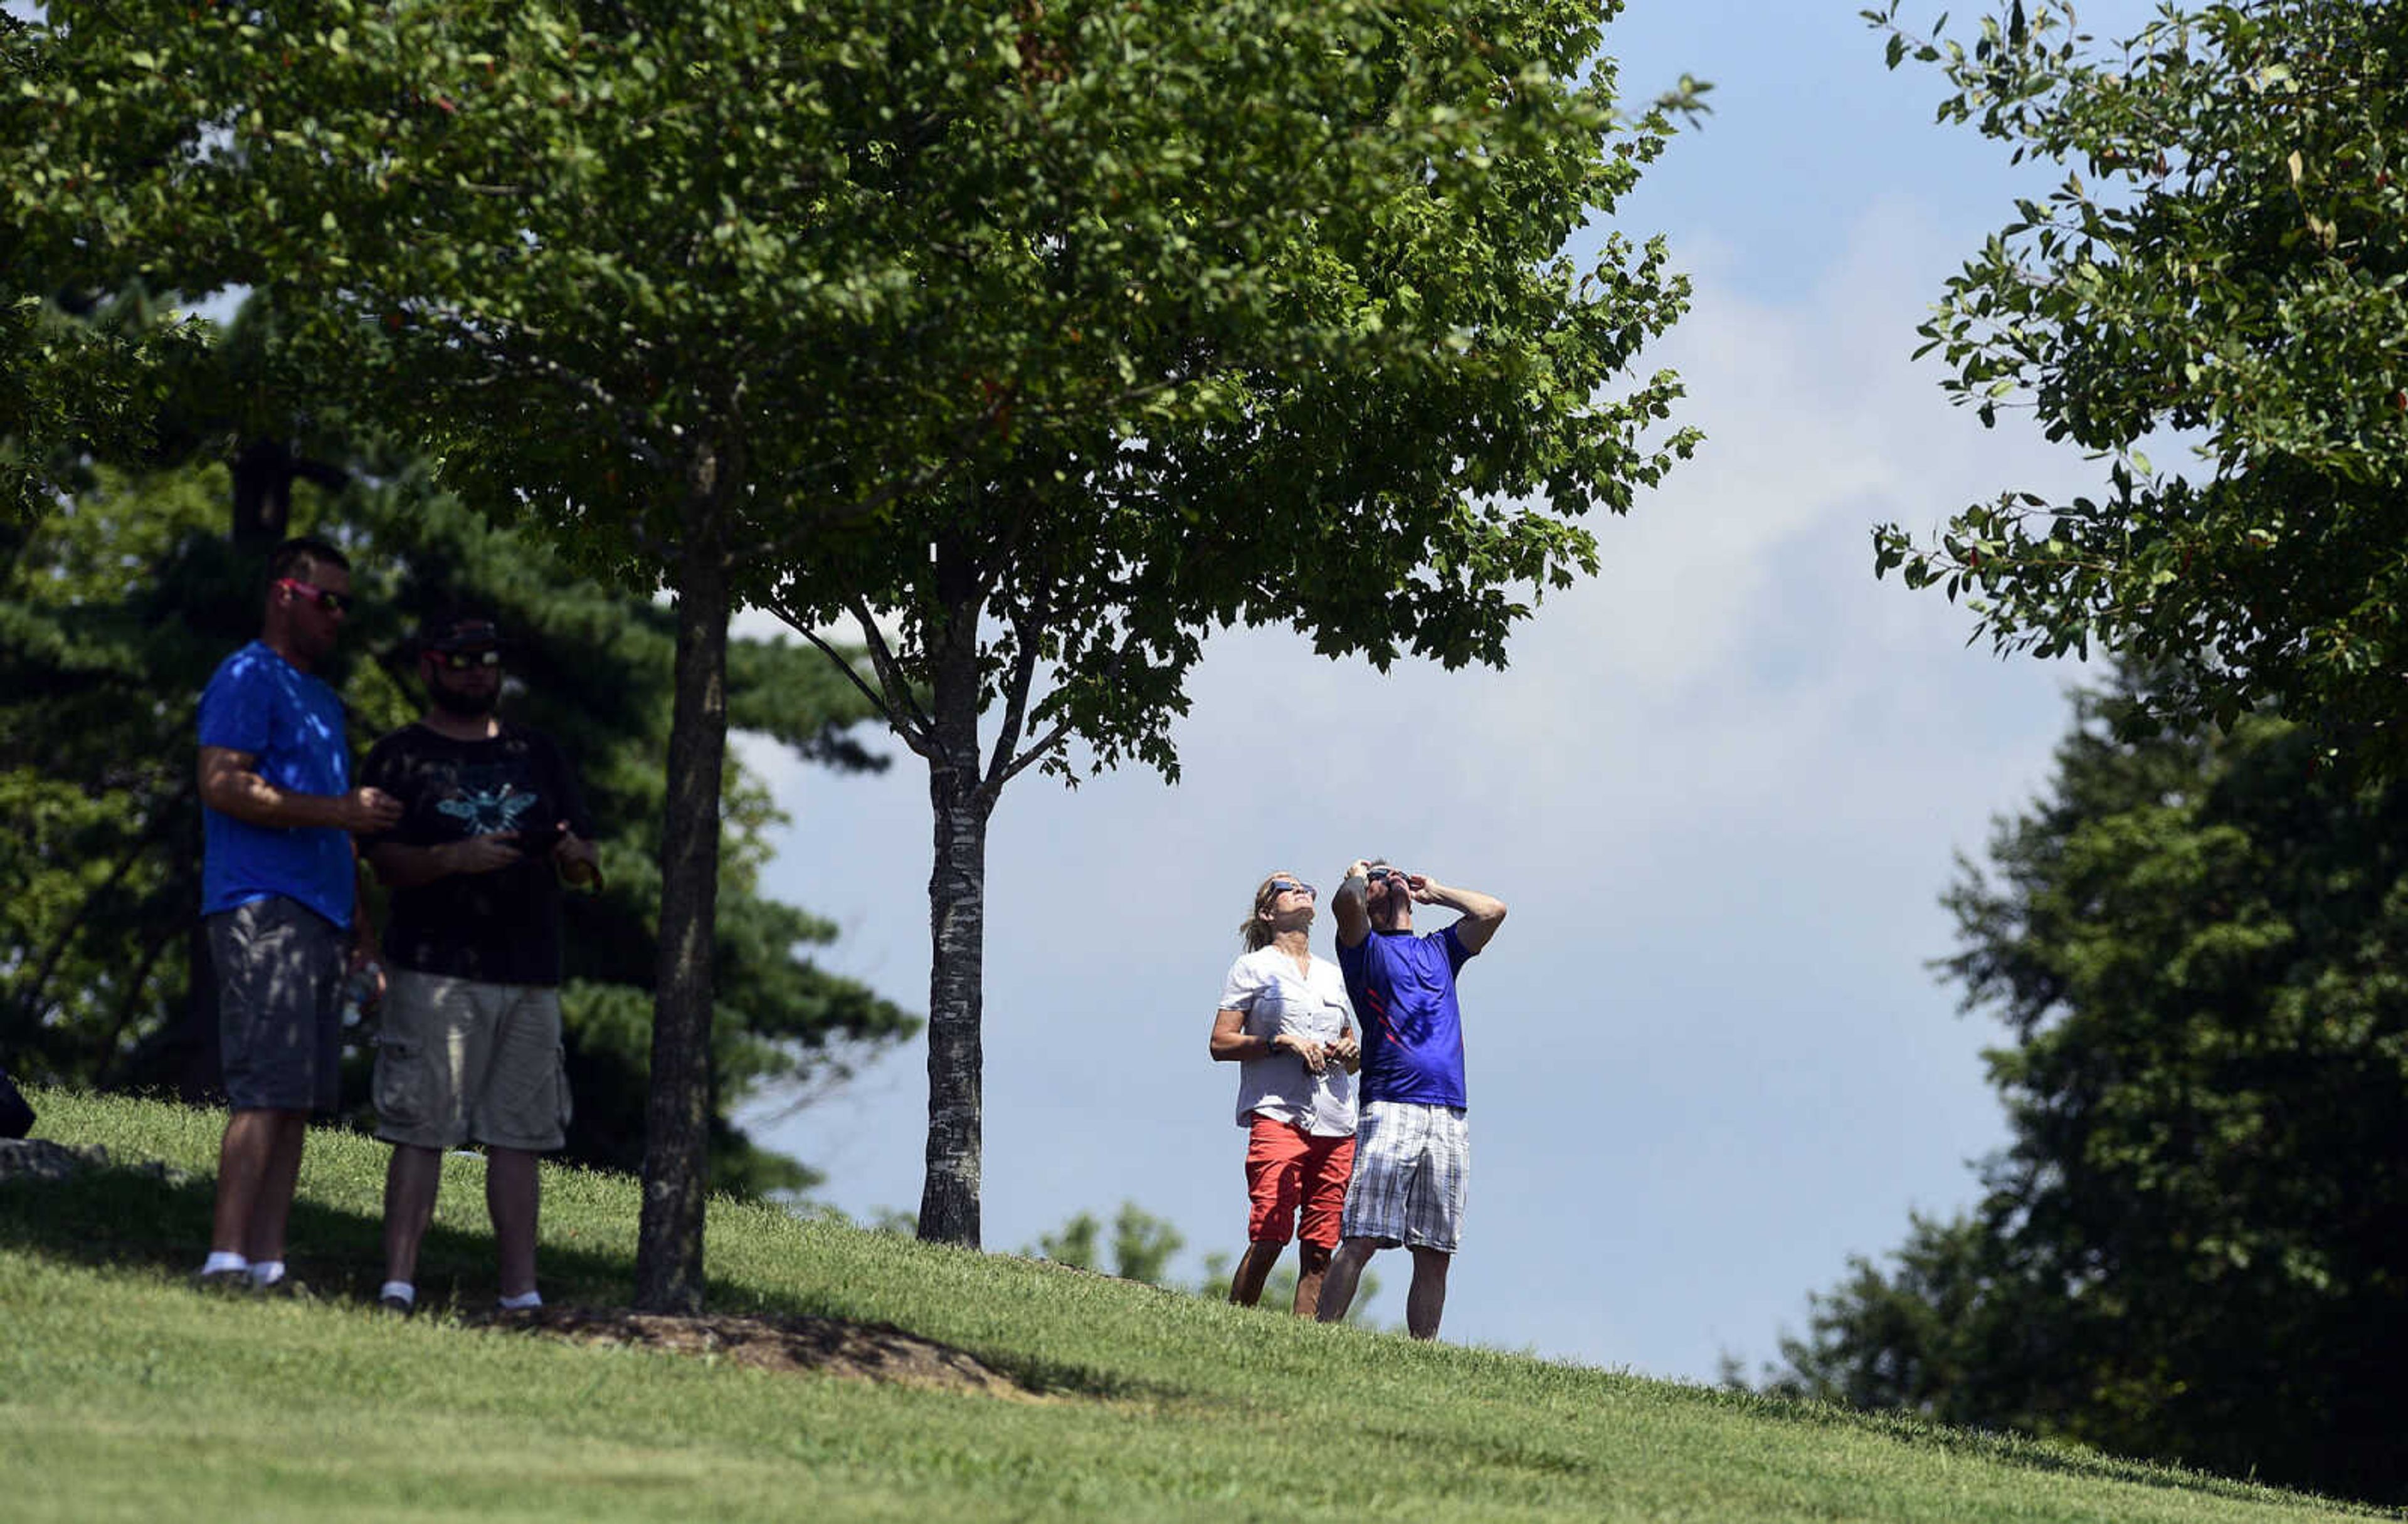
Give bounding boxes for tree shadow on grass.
[0,1147,1175,1406]
[1682,1382,2384,1517]
[0,1144,639,1310]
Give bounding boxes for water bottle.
[339,963,383,1034]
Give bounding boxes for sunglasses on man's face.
[276,577,350,614]
[1368,867,1408,885]
[431,648,502,671]
[1267,880,1317,900]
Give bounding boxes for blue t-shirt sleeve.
[198,656,273,754]
[1442,923,1474,974]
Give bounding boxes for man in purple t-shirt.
[1316,857,1507,1339]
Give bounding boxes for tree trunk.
[636,470,731,1313]
[230,438,295,550]
[917,561,992,1247]
[229,437,346,550]
[177,921,224,1103]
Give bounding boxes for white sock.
[248,1259,285,1286]
[201,1251,248,1276]
[496,1290,542,1310]
[379,1281,416,1306]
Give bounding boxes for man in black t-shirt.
[358,608,601,1315]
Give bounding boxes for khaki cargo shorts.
[372,968,570,1152]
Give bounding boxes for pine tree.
[1,399,915,1195]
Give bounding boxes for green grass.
[0,1089,2384,1523]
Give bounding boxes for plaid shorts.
[1340,1100,1470,1253]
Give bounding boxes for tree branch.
[419,304,677,472]
[92,921,180,1090]
[985,628,1143,799]
[798,595,936,754]
[749,387,1023,563]
[7,784,185,1039]
[766,591,934,759]
[983,575,1054,792]
[991,709,1077,794]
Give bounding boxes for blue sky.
[733,0,2170,1379]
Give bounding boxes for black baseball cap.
[412,608,507,654]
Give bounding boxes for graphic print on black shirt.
[433,767,544,835]
[360,723,595,986]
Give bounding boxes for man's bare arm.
[1418,878,1507,954]
[367,822,596,891]
[198,747,401,833]
[1332,859,1372,949]
[362,836,526,890]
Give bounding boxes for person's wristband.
[1263,1035,1281,1059]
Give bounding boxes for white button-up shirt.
[1220,946,1357,1137]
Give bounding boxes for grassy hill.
[0,1089,2380,1523]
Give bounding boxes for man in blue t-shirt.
[1316,856,1508,1339]
[192,537,402,1293]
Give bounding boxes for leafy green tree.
[0,16,191,525]
[8,0,1697,1288]
[1747,1213,2042,1431]
[1030,1202,1186,1288]
[1766,674,2408,1503]
[1,413,916,1195]
[766,0,1701,1246]
[1028,1202,1386,1321]
[1867,0,2408,765]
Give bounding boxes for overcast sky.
[731,0,2167,1379]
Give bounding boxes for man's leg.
[1316,1236,1378,1323]
[204,901,324,1276]
[209,897,346,1280]
[1227,1239,1285,1306]
[475,984,563,1308]
[1405,1246,1451,1340]
[381,1143,445,1288]
[486,1147,541,1301]
[209,1108,294,1257]
[373,967,473,1307]
[1293,1241,1333,1316]
[240,1110,310,1264]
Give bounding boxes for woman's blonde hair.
[1239,871,1308,950]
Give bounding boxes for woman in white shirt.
[1208,871,1360,1315]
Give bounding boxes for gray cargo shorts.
[372,969,569,1152]
[206,895,346,1113]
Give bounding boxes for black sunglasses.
[1367,866,1408,883]
[1267,880,1317,899]
[431,648,502,671]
